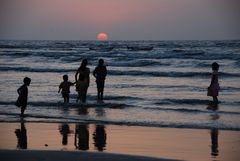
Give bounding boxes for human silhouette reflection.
[74,124,89,150]
[93,125,107,151]
[207,103,218,111]
[211,128,219,156]
[59,123,73,145]
[78,106,88,115]
[95,107,105,117]
[15,122,27,149]
[207,104,219,157]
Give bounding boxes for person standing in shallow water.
[58,74,75,103]
[75,59,90,104]
[15,77,31,117]
[93,59,107,101]
[207,62,220,104]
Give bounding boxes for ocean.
[0,40,240,131]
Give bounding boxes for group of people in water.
[15,58,107,117]
[58,58,107,104]
[15,59,220,117]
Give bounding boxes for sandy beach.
[0,122,240,161]
[0,150,179,161]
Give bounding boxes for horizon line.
[0,39,240,41]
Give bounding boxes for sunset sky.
[0,0,239,40]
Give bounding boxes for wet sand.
[0,150,180,161]
[0,122,240,161]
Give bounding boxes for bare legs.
[213,96,219,104]
[96,81,105,102]
[97,88,104,101]
[64,96,69,103]
[21,106,26,117]
[77,87,88,104]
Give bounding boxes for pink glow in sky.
[0,0,239,40]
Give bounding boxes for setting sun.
[97,33,108,40]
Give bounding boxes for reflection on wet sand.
[211,128,219,157]
[3,122,238,161]
[206,103,219,111]
[74,124,89,150]
[77,106,88,115]
[95,107,106,117]
[207,104,219,158]
[59,123,73,145]
[15,121,27,149]
[93,125,107,151]
[14,121,108,152]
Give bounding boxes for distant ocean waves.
[1,66,239,78]
[1,50,240,61]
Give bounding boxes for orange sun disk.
[97,33,108,40]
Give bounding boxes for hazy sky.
[0,0,239,40]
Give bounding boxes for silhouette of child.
[58,75,75,103]
[207,62,220,104]
[93,59,107,101]
[15,77,31,117]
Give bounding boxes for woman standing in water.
[75,59,90,104]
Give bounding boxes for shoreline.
[0,122,240,161]
[0,150,180,161]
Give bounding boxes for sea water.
[0,40,239,130]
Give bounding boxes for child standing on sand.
[58,75,75,103]
[93,59,107,101]
[207,62,220,104]
[15,77,31,117]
